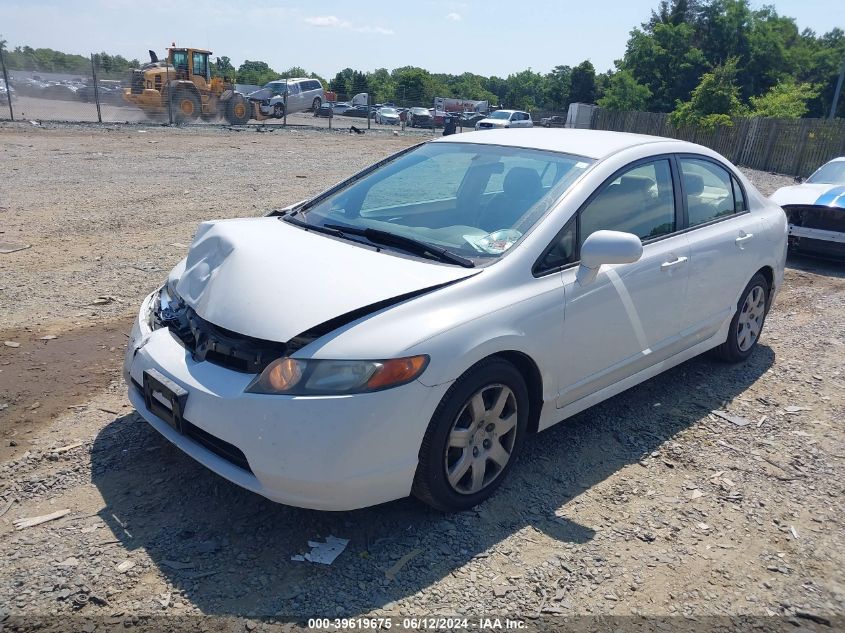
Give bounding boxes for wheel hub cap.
[444,384,518,495]
[737,285,766,352]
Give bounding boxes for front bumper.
[124,293,449,510]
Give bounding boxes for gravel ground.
[0,123,843,632]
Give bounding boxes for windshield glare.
[489,111,511,120]
[807,161,845,185]
[299,142,593,261]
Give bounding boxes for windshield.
[807,161,845,185]
[296,142,593,262]
[381,108,398,115]
[489,111,512,120]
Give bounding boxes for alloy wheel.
[737,285,766,351]
[445,384,518,495]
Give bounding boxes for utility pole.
[0,45,13,121]
[830,54,845,120]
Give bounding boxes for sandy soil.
[0,122,842,631]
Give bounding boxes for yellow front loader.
[123,46,258,124]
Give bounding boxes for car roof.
[435,128,697,160]
[821,156,845,164]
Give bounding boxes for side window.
[287,82,300,95]
[192,52,208,79]
[536,218,576,274]
[731,175,746,212]
[679,158,738,226]
[579,159,676,246]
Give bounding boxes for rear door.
[677,156,764,346]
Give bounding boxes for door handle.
[735,232,754,247]
[661,256,688,270]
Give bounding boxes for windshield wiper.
[324,224,475,268]
[282,215,371,247]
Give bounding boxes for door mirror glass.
[576,230,643,285]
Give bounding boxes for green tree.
[597,70,653,110]
[367,68,395,103]
[622,21,707,111]
[391,67,432,104]
[671,58,745,127]
[212,56,235,79]
[236,60,277,86]
[748,81,818,118]
[503,69,547,110]
[569,60,597,103]
[329,69,355,96]
[350,70,369,96]
[545,65,571,110]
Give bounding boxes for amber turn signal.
[366,355,429,389]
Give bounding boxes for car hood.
[174,217,477,342]
[478,118,509,126]
[770,183,845,209]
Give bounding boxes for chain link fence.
[0,48,482,136]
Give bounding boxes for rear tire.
[312,97,322,111]
[713,273,769,363]
[225,94,250,125]
[412,358,528,512]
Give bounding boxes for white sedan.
[375,107,401,125]
[770,156,845,258]
[475,109,533,130]
[125,129,787,512]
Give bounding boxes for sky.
[1,0,843,79]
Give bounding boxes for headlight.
[245,355,429,395]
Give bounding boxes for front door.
[557,158,691,407]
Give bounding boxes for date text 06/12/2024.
[306,617,527,630]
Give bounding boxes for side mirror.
[794,175,804,184]
[576,230,643,285]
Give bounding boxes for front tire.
[412,358,528,512]
[171,91,200,123]
[225,94,251,125]
[713,273,769,363]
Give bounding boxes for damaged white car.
[770,156,845,259]
[125,129,787,512]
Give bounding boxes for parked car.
[458,112,487,127]
[375,107,401,125]
[76,80,125,106]
[475,109,533,130]
[125,129,786,512]
[342,104,370,118]
[330,101,352,115]
[41,82,78,101]
[770,156,845,258]
[407,106,434,128]
[540,115,566,128]
[247,78,325,118]
[0,78,14,101]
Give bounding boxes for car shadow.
[91,345,774,617]
[787,251,845,278]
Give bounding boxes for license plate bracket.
[142,369,188,433]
